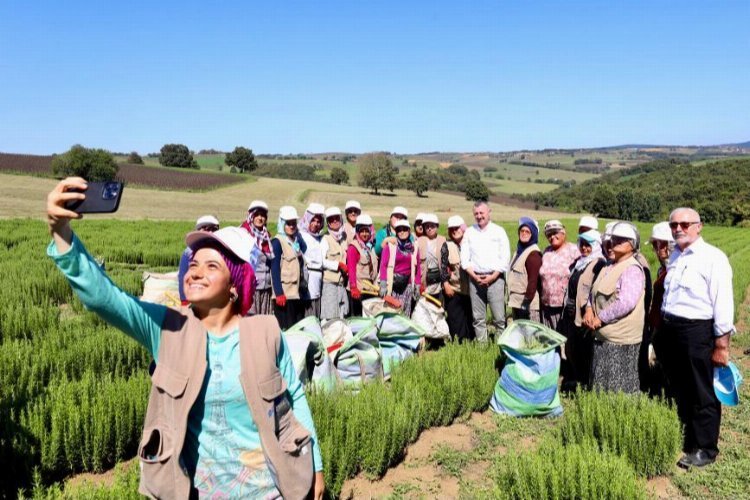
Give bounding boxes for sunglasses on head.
[669,221,699,230]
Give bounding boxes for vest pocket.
[258,372,312,456]
[138,427,174,463]
[152,364,188,399]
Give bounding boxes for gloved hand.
[338,261,348,273]
[520,298,531,312]
[384,295,402,309]
[181,300,190,306]
[351,288,361,300]
[379,280,387,298]
[275,295,287,307]
[420,283,426,294]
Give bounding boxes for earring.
[230,292,238,303]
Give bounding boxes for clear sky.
[1,1,748,155]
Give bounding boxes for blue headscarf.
[516,217,539,255]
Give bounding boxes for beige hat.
[544,219,565,234]
[186,227,255,263]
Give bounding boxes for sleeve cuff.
[714,324,736,337]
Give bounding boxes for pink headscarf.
[192,241,256,316]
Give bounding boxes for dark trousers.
[445,292,474,343]
[560,317,593,391]
[274,299,304,330]
[660,316,720,456]
[350,297,363,317]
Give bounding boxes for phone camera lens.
[103,182,120,200]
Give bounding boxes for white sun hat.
[186,226,255,263]
[422,213,439,225]
[391,206,408,217]
[247,200,268,212]
[194,215,219,230]
[279,206,299,221]
[650,222,674,243]
[578,215,599,231]
[415,212,426,222]
[306,202,325,215]
[394,219,411,229]
[447,215,465,228]
[345,200,361,210]
[325,206,342,218]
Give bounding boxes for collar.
[675,236,705,257]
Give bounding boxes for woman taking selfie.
[46,178,324,499]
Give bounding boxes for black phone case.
[65,181,124,214]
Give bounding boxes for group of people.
[47,175,735,499]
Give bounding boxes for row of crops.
[2,218,748,497]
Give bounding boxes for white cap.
[422,213,439,225]
[325,207,342,218]
[356,214,373,226]
[447,215,465,228]
[345,200,361,211]
[611,223,638,241]
[247,200,268,212]
[415,212,426,222]
[186,227,255,263]
[650,222,674,243]
[391,206,408,217]
[306,202,325,215]
[544,219,565,234]
[195,215,219,230]
[578,215,599,231]
[603,221,618,237]
[394,219,411,229]
[279,206,298,221]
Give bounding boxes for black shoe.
[678,449,716,469]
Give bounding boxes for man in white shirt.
[661,207,734,469]
[460,201,511,342]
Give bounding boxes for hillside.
[531,158,750,226]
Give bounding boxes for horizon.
[1,1,748,155]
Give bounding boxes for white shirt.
[662,237,735,336]
[300,232,324,299]
[460,221,511,274]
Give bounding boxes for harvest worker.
[178,215,220,303]
[413,213,426,238]
[539,220,580,331]
[379,219,422,316]
[560,229,605,391]
[440,215,474,342]
[661,208,734,468]
[46,178,324,499]
[374,206,408,258]
[584,222,645,393]
[346,214,379,316]
[299,203,326,317]
[578,215,599,234]
[271,206,308,329]
[460,201,511,343]
[241,200,274,315]
[507,217,542,322]
[418,213,445,299]
[343,200,361,243]
[320,207,349,320]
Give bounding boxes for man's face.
[473,204,490,228]
[669,210,702,249]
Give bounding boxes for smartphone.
[65,181,124,214]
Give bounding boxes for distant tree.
[464,178,490,201]
[127,151,144,164]
[159,144,196,168]
[359,153,398,195]
[447,164,468,176]
[329,166,349,185]
[410,167,431,197]
[225,146,258,173]
[51,144,118,181]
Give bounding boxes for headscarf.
[516,217,539,255]
[396,227,414,254]
[300,209,324,240]
[192,241,256,317]
[574,230,603,272]
[242,208,274,259]
[277,215,303,256]
[326,215,345,242]
[355,222,375,249]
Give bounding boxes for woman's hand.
[47,177,87,252]
[443,282,455,298]
[582,307,595,329]
[313,471,325,500]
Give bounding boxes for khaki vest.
[591,255,645,345]
[385,242,418,295]
[344,222,356,244]
[445,241,468,295]
[138,309,313,499]
[507,245,541,309]
[418,235,446,293]
[323,234,346,284]
[568,259,603,327]
[273,235,301,299]
[351,239,378,290]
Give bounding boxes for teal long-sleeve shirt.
[47,235,323,495]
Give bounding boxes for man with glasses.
[661,207,734,469]
[178,215,220,303]
[343,200,361,243]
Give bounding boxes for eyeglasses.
[669,221,699,230]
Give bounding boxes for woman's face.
[252,210,267,229]
[611,236,634,262]
[185,247,233,308]
[449,226,464,242]
[414,223,424,237]
[579,241,592,257]
[396,227,411,241]
[390,213,405,228]
[357,226,371,241]
[423,223,438,239]
[327,215,342,231]
[546,230,566,250]
[519,226,532,244]
[346,209,360,224]
[652,240,670,263]
[308,214,324,234]
[284,219,298,237]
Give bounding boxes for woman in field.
[299,203,326,317]
[241,200,274,315]
[320,207,349,320]
[440,215,474,342]
[584,222,646,393]
[539,219,580,331]
[46,178,324,499]
[346,214,378,316]
[506,217,542,322]
[379,219,422,316]
[271,206,308,329]
[417,214,444,302]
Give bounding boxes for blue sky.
[1,1,748,155]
